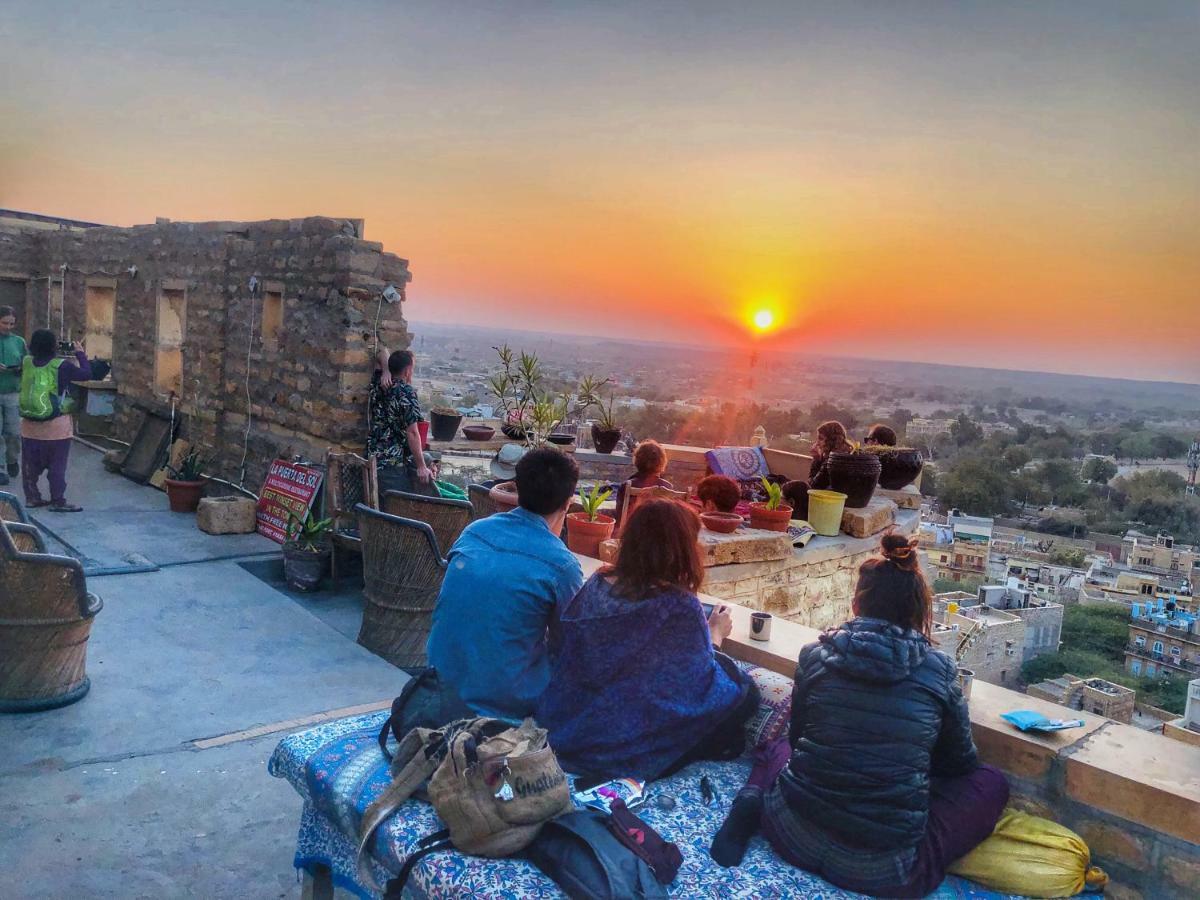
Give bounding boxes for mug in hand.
[750,611,773,642]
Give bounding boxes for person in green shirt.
[0,305,26,486]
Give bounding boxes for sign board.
[256,459,324,543]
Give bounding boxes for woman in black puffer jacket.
[711,534,1009,897]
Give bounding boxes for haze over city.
[3,1,1198,383]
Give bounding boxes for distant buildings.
[919,511,993,584]
[1027,674,1136,724]
[1125,599,1200,680]
[1121,530,1198,579]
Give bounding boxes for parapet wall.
[0,216,411,487]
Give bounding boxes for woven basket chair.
[467,482,506,520]
[0,517,103,712]
[0,490,31,526]
[355,504,447,670]
[381,489,472,556]
[324,450,379,582]
[617,483,689,536]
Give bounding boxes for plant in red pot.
[566,483,615,557]
[748,477,793,532]
[590,394,622,454]
[165,448,208,513]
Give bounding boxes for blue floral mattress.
[268,696,1022,898]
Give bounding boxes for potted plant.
[826,444,882,508]
[429,406,463,442]
[861,445,924,490]
[282,510,333,592]
[748,477,793,532]
[590,394,622,454]
[165,448,208,513]
[565,483,615,557]
[489,345,608,449]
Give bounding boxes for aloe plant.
[759,476,785,511]
[577,483,612,522]
[593,393,619,432]
[167,448,207,482]
[286,510,334,552]
[489,344,610,448]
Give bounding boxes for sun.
[752,308,775,332]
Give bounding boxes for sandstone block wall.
[0,216,411,488]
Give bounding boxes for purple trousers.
[22,437,72,505]
[751,738,1009,898]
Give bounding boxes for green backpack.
[19,357,73,421]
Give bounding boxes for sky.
[2,1,1198,383]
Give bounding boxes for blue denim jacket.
[427,506,583,721]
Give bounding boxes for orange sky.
[2,2,1197,382]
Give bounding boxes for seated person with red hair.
[614,439,672,526]
[696,474,741,514]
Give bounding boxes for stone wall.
[0,216,411,488]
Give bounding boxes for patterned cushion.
[744,665,794,747]
[705,447,769,481]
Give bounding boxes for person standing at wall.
[0,306,26,486]
[367,346,435,496]
[19,329,91,512]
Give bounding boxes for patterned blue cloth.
[537,572,747,780]
[268,691,1027,898]
[705,447,769,481]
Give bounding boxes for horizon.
[3,1,1197,383]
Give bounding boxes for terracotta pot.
[165,478,205,513]
[748,502,793,532]
[489,480,520,511]
[462,425,496,441]
[566,512,616,557]
[591,425,622,454]
[701,511,743,534]
[429,409,463,442]
[826,452,881,508]
[872,448,924,490]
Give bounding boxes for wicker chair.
[324,450,379,582]
[467,482,505,520]
[381,490,473,557]
[0,517,103,712]
[355,504,447,669]
[617,483,690,535]
[0,490,31,525]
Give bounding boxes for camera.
[58,340,75,354]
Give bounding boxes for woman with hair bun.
[711,533,1008,897]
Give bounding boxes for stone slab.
[598,528,792,568]
[198,495,258,534]
[875,485,922,509]
[840,497,897,538]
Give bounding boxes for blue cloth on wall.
[705,447,768,480]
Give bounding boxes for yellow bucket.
[807,490,847,536]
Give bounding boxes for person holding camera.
[0,305,26,486]
[19,329,91,512]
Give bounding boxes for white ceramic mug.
[750,611,773,642]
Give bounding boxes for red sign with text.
[256,459,324,543]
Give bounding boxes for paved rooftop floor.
[0,442,408,898]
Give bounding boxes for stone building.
[1122,530,1198,578]
[932,601,1025,687]
[1027,674,1136,724]
[0,210,411,487]
[977,584,1064,663]
[1125,600,1200,680]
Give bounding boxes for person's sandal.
[26,499,50,509]
[47,502,83,513]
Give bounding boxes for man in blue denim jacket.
[427,448,584,721]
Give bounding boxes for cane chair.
[381,490,473,557]
[467,483,505,520]
[0,517,103,712]
[617,483,689,535]
[0,490,31,525]
[355,504,448,670]
[324,450,379,583]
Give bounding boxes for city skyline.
[3,1,1197,383]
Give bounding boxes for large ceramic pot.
[565,512,616,557]
[164,478,205,513]
[429,408,463,442]
[871,447,924,490]
[282,540,331,592]
[591,425,622,454]
[748,502,793,532]
[488,480,520,511]
[826,451,881,509]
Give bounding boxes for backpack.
[357,717,573,892]
[19,357,72,421]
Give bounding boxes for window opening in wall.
[262,289,283,348]
[155,285,186,395]
[85,283,116,360]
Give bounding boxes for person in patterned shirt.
[368,347,435,496]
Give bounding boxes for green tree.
[1151,433,1187,460]
[1002,446,1032,472]
[1047,548,1087,568]
[938,455,1013,516]
[1081,457,1118,484]
[950,414,984,447]
[1119,432,1156,462]
[1035,459,1085,506]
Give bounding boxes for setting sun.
[753,309,775,332]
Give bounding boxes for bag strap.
[379,669,436,759]
[383,829,452,900]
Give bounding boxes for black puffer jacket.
[777,617,977,850]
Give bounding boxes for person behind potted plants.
[613,439,671,527]
[537,499,758,781]
[710,533,1009,898]
[696,474,742,515]
[808,420,853,488]
[368,346,436,496]
[0,305,27,487]
[864,423,898,447]
[18,329,91,512]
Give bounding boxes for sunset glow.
[2,2,1197,382]
[753,309,775,333]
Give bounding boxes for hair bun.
[880,533,917,565]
